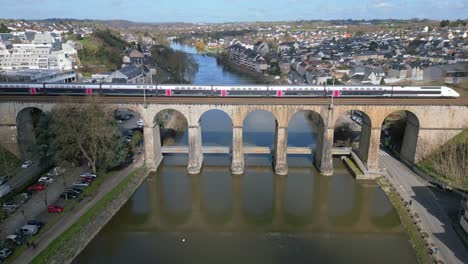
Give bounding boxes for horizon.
[0,0,467,23]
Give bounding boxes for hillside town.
[216,24,468,85]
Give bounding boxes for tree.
[0,23,10,33]
[48,100,127,173]
[380,78,386,85]
[440,20,450,28]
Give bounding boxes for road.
[379,150,468,264]
[12,155,145,264]
[0,96,467,106]
[0,166,83,237]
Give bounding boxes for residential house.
[106,64,145,84]
[254,41,270,56]
[423,63,467,84]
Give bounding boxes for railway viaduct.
[0,97,467,178]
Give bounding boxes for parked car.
[38,177,54,184]
[16,192,32,204]
[27,220,45,230]
[48,205,63,213]
[81,177,93,183]
[0,185,12,199]
[60,192,78,200]
[21,160,32,168]
[73,181,90,187]
[5,234,25,246]
[2,201,19,211]
[46,170,59,177]
[16,225,39,236]
[0,248,13,260]
[80,172,97,178]
[65,189,81,196]
[27,184,45,191]
[136,119,144,128]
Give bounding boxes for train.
[0,83,460,98]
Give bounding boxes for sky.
[0,0,466,23]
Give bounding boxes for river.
[74,44,417,264]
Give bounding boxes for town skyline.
[0,0,467,23]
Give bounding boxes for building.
[2,69,76,83]
[227,43,268,73]
[0,32,74,71]
[423,63,467,84]
[106,64,145,84]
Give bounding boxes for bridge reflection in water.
[109,155,401,234]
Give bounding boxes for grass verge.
[30,166,145,264]
[377,178,434,264]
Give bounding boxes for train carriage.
[0,83,44,95]
[269,85,325,97]
[101,84,157,96]
[213,85,270,97]
[44,83,100,95]
[158,85,212,96]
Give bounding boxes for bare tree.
[49,99,126,173]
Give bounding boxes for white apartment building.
[0,42,73,71]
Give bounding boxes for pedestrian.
[409,199,413,206]
[32,241,37,249]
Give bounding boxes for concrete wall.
[0,100,466,178]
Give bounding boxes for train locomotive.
[0,83,460,98]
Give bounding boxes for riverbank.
[10,156,148,264]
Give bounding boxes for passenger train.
[0,83,460,98]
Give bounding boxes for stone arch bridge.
[0,97,466,178]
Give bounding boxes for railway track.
[0,96,467,106]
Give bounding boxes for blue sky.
[0,0,466,22]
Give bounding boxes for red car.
[82,177,93,183]
[27,184,45,191]
[48,205,63,213]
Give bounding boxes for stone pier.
[273,125,288,175]
[187,124,204,174]
[144,124,163,171]
[231,126,244,175]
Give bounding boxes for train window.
[199,87,202,90]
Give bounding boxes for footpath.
[12,155,147,264]
[379,150,468,264]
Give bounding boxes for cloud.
[372,1,393,8]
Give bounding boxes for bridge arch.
[380,110,420,165]
[16,107,45,160]
[333,110,373,166]
[198,109,233,148]
[154,108,189,147]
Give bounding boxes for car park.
[21,160,32,168]
[0,248,13,260]
[16,225,39,236]
[5,235,25,246]
[48,205,63,213]
[80,172,97,178]
[27,220,44,230]
[38,177,54,184]
[27,184,45,191]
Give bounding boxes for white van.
[17,224,39,236]
[0,185,12,198]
